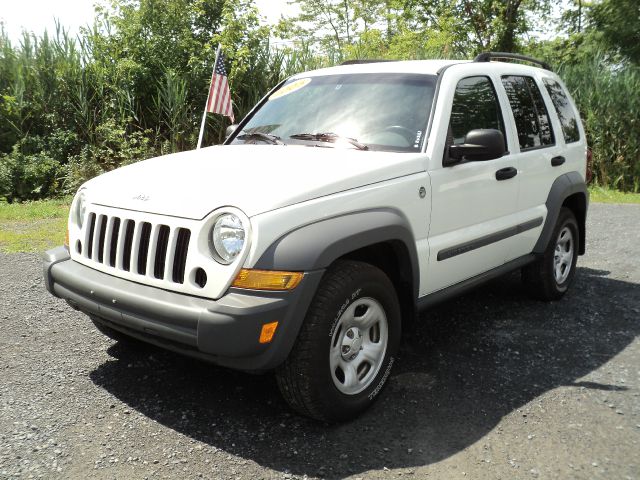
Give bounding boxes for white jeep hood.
[84,145,425,219]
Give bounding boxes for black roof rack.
[340,59,397,65]
[473,52,552,71]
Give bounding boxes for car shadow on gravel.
[89,267,640,478]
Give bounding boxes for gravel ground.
[1,203,639,480]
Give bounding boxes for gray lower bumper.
[43,247,323,371]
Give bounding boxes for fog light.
[259,321,279,344]
[232,269,303,291]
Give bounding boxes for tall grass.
[1,20,639,200]
[560,56,640,192]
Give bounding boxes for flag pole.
[197,44,222,150]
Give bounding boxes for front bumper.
[43,247,323,371]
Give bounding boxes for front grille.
[82,213,191,284]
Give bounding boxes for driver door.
[423,74,520,295]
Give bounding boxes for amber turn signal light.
[232,269,303,291]
[259,321,279,344]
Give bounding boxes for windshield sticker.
[269,78,311,100]
[414,130,423,148]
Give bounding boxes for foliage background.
[0,0,638,202]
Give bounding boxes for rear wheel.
[522,207,579,300]
[276,260,401,422]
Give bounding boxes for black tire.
[522,207,579,301]
[276,260,401,422]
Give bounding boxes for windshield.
[231,73,437,152]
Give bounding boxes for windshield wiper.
[236,132,284,145]
[289,133,369,151]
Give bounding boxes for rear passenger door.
[499,74,562,259]
[541,77,586,178]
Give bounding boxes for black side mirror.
[445,129,506,166]
[225,124,239,139]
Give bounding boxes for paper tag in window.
[269,78,311,100]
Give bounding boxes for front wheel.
[276,260,401,422]
[522,207,579,300]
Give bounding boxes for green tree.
[401,0,554,53]
[281,0,556,59]
[280,0,357,54]
[589,0,640,64]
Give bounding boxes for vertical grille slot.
[97,215,108,263]
[172,228,191,284]
[137,222,152,274]
[154,225,171,279]
[122,220,135,272]
[86,213,96,259]
[109,218,121,267]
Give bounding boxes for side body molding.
[533,171,588,255]
[254,208,420,299]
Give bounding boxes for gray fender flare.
[254,208,420,299]
[533,171,588,254]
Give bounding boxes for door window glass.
[449,76,506,146]
[501,75,555,150]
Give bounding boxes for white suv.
[44,53,588,422]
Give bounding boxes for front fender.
[253,208,419,299]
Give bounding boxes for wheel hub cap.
[329,297,389,396]
[341,327,363,361]
[553,226,574,284]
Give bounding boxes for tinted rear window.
[543,78,580,143]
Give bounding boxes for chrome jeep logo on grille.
[132,194,150,201]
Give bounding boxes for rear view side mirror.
[225,124,239,139]
[445,129,506,166]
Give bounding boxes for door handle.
[551,156,566,167]
[495,167,518,181]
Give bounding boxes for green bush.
[0,147,62,202]
[0,130,81,201]
[64,119,156,192]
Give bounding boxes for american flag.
[206,51,234,122]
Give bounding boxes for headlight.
[211,213,245,264]
[74,191,87,228]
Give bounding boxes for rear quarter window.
[543,78,580,143]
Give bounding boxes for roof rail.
[473,52,552,71]
[340,59,397,65]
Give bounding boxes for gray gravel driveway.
[1,203,639,479]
